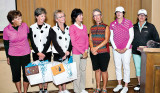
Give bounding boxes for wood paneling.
[152,0,160,35]
[142,0,152,22]
[17,0,141,32]
[154,66,160,93]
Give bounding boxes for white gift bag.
[51,61,77,85]
[26,61,53,85]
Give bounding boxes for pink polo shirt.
[110,18,133,49]
[69,24,89,55]
[3,23,31,56]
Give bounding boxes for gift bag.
[51,61,77,85]
[25,60,53,85]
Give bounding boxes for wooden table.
[139,48,160,93]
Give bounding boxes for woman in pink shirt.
[3,10,31,93]
[69,8,89,93]
[110,6,134,93]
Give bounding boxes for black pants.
[9,54,30,82]
[90,52,110,72]
[53,53,70,62]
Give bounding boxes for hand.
[7,58,10,65]
[65,51,70,56]
[82,51,88,59]
[93,52,98,55]
[62,55,66,60]
[91,47,98,54]
[37,52,45,60]
[121,48,127,53]
[115,49,121,53]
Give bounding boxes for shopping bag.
[25,60,53,85]
[51,61,77,85]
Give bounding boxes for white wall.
[0,0,16,31]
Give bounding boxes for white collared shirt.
[74,22,83,29]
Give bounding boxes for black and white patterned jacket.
[42,23,72,58]
[52,23,71,53]
[29,23,52,54]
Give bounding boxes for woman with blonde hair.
[42,9,72,93]
[52,10,71,93]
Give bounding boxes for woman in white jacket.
[29,8,52,93]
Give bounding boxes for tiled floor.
[28,78,140,93]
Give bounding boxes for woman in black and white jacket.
[29,8,52,93]
[53,10,72,93]
[43,10,72,93]
[52,11,72,62]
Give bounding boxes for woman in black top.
[132,9,159,91]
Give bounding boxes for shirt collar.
[138,21,146,27]
[56,23,67,34]
[36,22,45,29]
[8,23,22,31]
[74,22,83,29]
[97,22,103,25]
[56,23,67,29]
[138,21,146,32]
[116,17,125,25]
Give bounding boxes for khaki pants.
[73,54,87,93]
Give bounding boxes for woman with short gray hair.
[89,8,110,93]
[29,8,52,93]
[92,8,102,15]
[34,8,46,16]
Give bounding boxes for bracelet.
[85,49,88,53]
